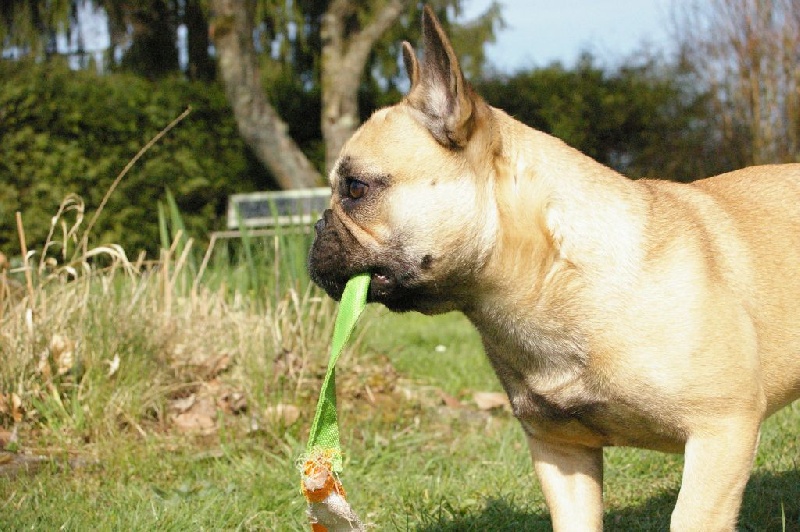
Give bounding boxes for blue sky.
[462,0,676,72]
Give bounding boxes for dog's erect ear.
[404,6,477,149]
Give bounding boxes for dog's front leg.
[528,436,603,531]
[670,417,761,531]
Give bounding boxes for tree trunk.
[210,0,321,189]
[185,0,215,81]
[120,0,179,79]
[321,0,411,174]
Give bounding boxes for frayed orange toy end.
[301,449,346,503]
[300,449,364,531]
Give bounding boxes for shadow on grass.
[739,469,800,531]
[413,497,551,532]
[415,470,800,531]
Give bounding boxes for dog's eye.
[346,179,369,200]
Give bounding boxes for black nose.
[315,209,332,235]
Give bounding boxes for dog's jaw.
[308,207,478,315]
[308,251,460,315]
[308,209,440,312]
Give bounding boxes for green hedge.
[0,60,270,259]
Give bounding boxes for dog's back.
[642,165,800,415]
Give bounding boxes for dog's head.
[308,6,501,314]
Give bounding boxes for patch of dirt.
[0,451,99,479]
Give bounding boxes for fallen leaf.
[10,394,23,423]
[169,394,197,414]
[202,380,221,395]
[265,404,300,426]
[203,354,231,379]
[0,394,24,424]
[0,428,13,448]
[0,424,19,452]
[218,390,247,415]
[50,334,75,376]
[171,397,217,435]
[473,392,509,411]
[438,390,463,409]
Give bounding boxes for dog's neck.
[484,109,648,290]
[465,109,649,371]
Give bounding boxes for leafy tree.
[209,0,503,178]
[115,0,180,79]
[320,0,503,172]
[0,0,73,57]
[208,0,322,189]
[320,0,413,173]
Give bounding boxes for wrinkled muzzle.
[308,209,364,301]
[308,209,439,313]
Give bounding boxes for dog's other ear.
[402,41,420,89]
[405,5,477,149]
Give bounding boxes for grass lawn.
[2,306,798,531]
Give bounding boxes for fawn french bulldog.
[309,6,800,530]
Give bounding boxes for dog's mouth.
[312,261,449,314]
[307,212,443,313]
[367,266,452,314]
[309,263,403,305]
[335,265,419,312]
[369,269,395,298]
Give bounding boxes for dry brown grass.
[0,200,342,449]
[0,110,341,453]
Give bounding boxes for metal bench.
[213,187,331,239]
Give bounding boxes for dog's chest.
[498,365,681,449]
[496,363,615,447]
[475,318,684,450]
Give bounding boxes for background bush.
[0,59,272,258]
